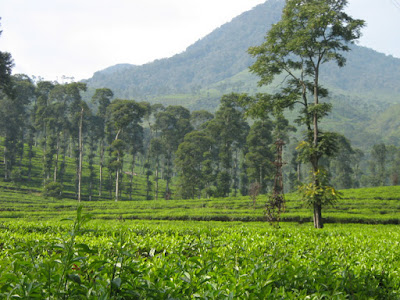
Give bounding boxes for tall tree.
[205,94,249,197]
[107,99,145,201]
[65,82,87,200]
[0,19,13,97]
[10,75,36,182]
[329,136,356,189]
[245,120,275,193]
[368,143,387,186]
[34,81,55,184]
[175,131,214,199]
[0,75,32,181]
[190,110,214,130]
[155,105,193,199]
[248,0,364,228]
[91,88,113,198]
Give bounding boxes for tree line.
[1,73,399,202]
[0,74,282,201]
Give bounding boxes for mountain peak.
[86,0,285,96]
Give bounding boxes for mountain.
[85,0,400,149]
[85,0,284,96]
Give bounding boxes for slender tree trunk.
[18,132,25,174]
[28,141,33,182]
[115,167,119,202]
[60,134,67,186]
[54,132,60,182]
[313,79,319,148]
[155,158,159,200]
[297,163,301,182]
[313,202,323,229]
[99,139,104,197]
[312,66,323,228]
[109,171,113,199]
[89,181,93,201]
[114,130,122,202]
[233,149,238,197]
[312,158,323,228]
[42,125,47,185]
[4,144,8,181]
[78,108,84,202]
[115,148,121,202]
[27,127,35,182]
[129,154,135,200]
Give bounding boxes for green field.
[2,179,400,225]
[2,163,400,298]
[1,207,400,299]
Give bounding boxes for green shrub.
[43,182,63,199]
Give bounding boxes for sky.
[0,0,399,82]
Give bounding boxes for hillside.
[85,0,400,104]
[84,0,400,148]
[85,0,284,96]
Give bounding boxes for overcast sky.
[0,0,399,81]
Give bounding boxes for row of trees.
[1,70,398,203]
[0,71,284,201]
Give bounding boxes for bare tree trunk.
[99,139,104,197]
[18,132,25,175]
[53,132,60,182]
[114,130,122,202]
[89,181,93,201]
[60,139,67,186]
[313,202,323,229]
[42,125,47,184]
[129,154,135,200]
[115,168,119,202]
[297,163,301,182]
[312,66,324,229]
[312,160,323,228]
[78,108,84,202]
[233,149,238,197]
[155,158,159,200]
[28,143,33,182]
[4,144,8,181]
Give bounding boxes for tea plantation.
[1,184,400,298]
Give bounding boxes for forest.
[1,75,400,203]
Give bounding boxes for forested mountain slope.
[86,0,400,102]
[85,0,284,96]
[85,0,400,147]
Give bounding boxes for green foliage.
[0,19,14,96]
[2,208,400,298]
[296,131,340,163]
[43,181,64,199]
[245,120,274,191]
[175,131,214,199]
[298,169,341,208]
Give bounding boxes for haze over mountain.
[85,0,400,148]
[85,0,283,96]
